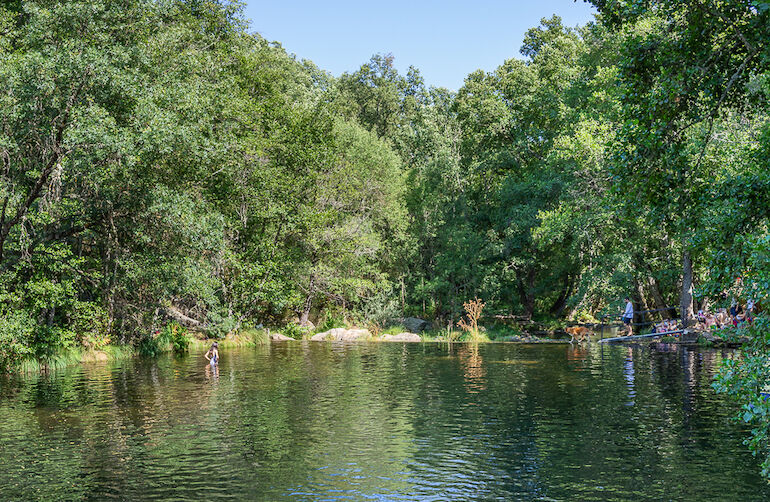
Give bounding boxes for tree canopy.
[1,0,769,370]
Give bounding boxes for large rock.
[270,332,295,341]
[400,317,430,333]
[381,332,421,342]
[311,328,371,341]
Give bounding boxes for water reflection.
[624,347,636,405]
[0,343,766,501]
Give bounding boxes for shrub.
[70,301,111,350]
[163,322,189,354]
[137,332,164,358]
[206,311,239,339]
[714,316,770,479]
[318,313,347,333]
[0,312,35,370]
[283,322,311,340]
[458,298,485,341]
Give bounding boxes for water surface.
[0,342,765,501]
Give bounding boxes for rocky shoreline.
[268,326,745,347]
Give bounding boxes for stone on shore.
[400,317,430,333]
[270,332,294,341]
[381,332,421,342]
[310,328,371,341]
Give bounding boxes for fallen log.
[165,304,204,328]
[599,329,683,343]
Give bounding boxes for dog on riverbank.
[565,326,593,343]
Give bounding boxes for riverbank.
[8,323,745,374]
[10,329,271,374]
[16,344,136,373]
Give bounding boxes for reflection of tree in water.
[0,345,768,500]
[624,347,636,403]
[458,343,486,393]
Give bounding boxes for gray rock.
[311,328,371,341]
[381,332,421,342]
[400,317,430,333]
[270,333,294,341]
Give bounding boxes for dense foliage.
[2,0,770,445]
[1,0,770,482]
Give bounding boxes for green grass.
[421,329,464,342]
[8,327,273,374]
[189,328,269,349]
[461,331,491,342]
[15,344,136,373]
[382,325,408,335]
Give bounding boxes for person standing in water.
[205,342,219,365]
[622,297,634,336]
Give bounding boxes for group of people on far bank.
[618,294,758,337]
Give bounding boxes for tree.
[587,0,770,324]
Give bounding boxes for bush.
[163,322,189,354]
[0,312,36,370]
[382,325,407,335]
[206,311,239,339]
[283,322,311,340]
[458,298,485,341]
[70,301,111,350]
[137,332,164,358]
[714,316,770,479]
[318,313,347,333]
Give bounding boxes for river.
[0,342,766,501]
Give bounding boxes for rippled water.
[0,342,766,501]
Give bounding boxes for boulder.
[270,332,294,341]
[381,332,421,342]
[311,328,371,341]
[400,317,430,333]
[682,329,699,342]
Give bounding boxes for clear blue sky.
[243,1,596,91]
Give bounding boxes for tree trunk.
[517,268,536,319]
[166,305,203,328]
[680,251,695,327]
[549,275,574,317]
[647,274,673,319]
[300,274,316,326]
[633,276,649,325]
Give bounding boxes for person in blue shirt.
[622,297,634,336]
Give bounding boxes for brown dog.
[565,326,593,343]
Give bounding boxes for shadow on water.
[0,343,765,501]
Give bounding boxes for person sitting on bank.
[733,303,745,326]
[746,298,755,323]
[704,311,719,330]
[622,297,634,336]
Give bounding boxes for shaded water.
[0,342,766,501]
